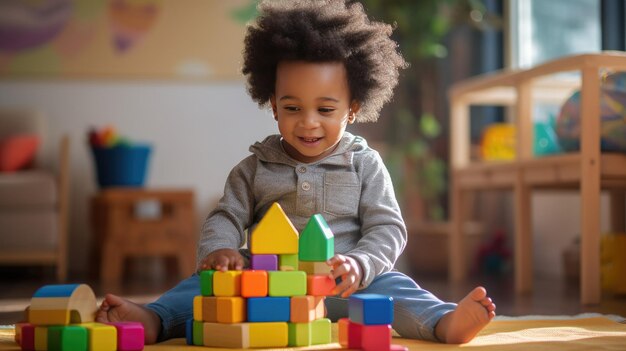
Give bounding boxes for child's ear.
[348,101,361,123]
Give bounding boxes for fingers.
[200,249,245,271]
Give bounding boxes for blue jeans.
[146,271,456,342]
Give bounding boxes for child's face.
[271,60,359,164]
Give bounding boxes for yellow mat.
[2,317,625,350]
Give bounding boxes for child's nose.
[300,112,321,128]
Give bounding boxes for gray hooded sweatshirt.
[197,132,407,288]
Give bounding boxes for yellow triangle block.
[251,203,299,254]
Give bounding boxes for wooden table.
[91,188,197,287]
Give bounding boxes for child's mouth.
[300,137,321,144]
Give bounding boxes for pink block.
[345,319,363,349]
[19,324,35,351]
[107,322,145,351]
[361,324,391,351]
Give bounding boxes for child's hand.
[327,254,362,298]
[199,248,244,272]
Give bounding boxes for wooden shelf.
[448,52,626,305]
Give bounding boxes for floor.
[1,262,626,325]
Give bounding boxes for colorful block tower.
[338,294,408,351]
[15,284,145,351]
[188,202,335,348]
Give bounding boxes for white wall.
[0,80,277,275]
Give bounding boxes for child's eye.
[284,106,300,112]
[319,108,335,114]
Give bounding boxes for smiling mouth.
[300,137,321,143]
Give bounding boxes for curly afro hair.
[242,0,407,123]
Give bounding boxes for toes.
[470,286,487,300]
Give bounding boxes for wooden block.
[213,271,242,297]
[299,261,332,275]
[299,214,334,261]
[349,294,394,325]
[83,323,116,351]
[18,323,35,350]
[268,271,306,296]
[185,319,193,345]
[28,310,70,326]
[47,325,88,351]
[248,322,288,348]
[192,321,203,346]
[15,322,31,346]
[202,322,249,348]
[34,326,47,351]
[251,203,299,254]
[338,318,362,349]
[241,270,268,297]
[361,324,392,351]
[201,297,218,322]
[192,296,202,321]
[200,270,215,296]
[307,275,336,296]
[311,318,331,345]
[287,322,311,347]
[290,296,325,323]
[247,297,290,322]
[216,297,246,323]
[279,254,299,271]
[106,322,144,351]
[30,284,97,325]
[338,318,350,347]
[250,255,278,271]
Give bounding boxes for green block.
[48,325,87,351]
[268,271,306,296]
[299,214,334,261]
[279,254,299,271]
[288,322,311,347]
[193,320,203,346]
[311,318,331,345]
[200,270,215,296]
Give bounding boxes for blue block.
[247,297,290,322]
[185,319,193,345]
[33,284,80,298]
[348,294,394,325]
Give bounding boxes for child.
[96,0,495,344]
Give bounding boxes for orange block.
[290,296,325,323]
[307,275,336,296]
[214,271,242,297]
[241,270,268,298]
[217,297,246,323]
[202,297,218,322]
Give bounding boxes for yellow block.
[203,322,249,348]
[214,271,242,297]
[193,296,203,321]
[34,326,47,351]
[83,323,117,351]
[217,297,246,323]
[299,261,332,275]
[251,203,299,254]
[249,322,288,348]
[29,309,70,326]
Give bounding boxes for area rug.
[1,317,625,350]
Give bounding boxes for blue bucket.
[91,145,151,188]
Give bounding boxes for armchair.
[0,109,69,282]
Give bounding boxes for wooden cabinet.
[448,53,626,305]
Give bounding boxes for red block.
[18,324,35,351]
[306,275,336,296]
[361,324,392,351]
[338,318,362,349]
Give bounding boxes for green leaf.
[420,113,441,138]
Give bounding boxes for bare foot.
[96,294,161,344]
[434,286,496,344]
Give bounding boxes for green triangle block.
[299,214,334,262]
